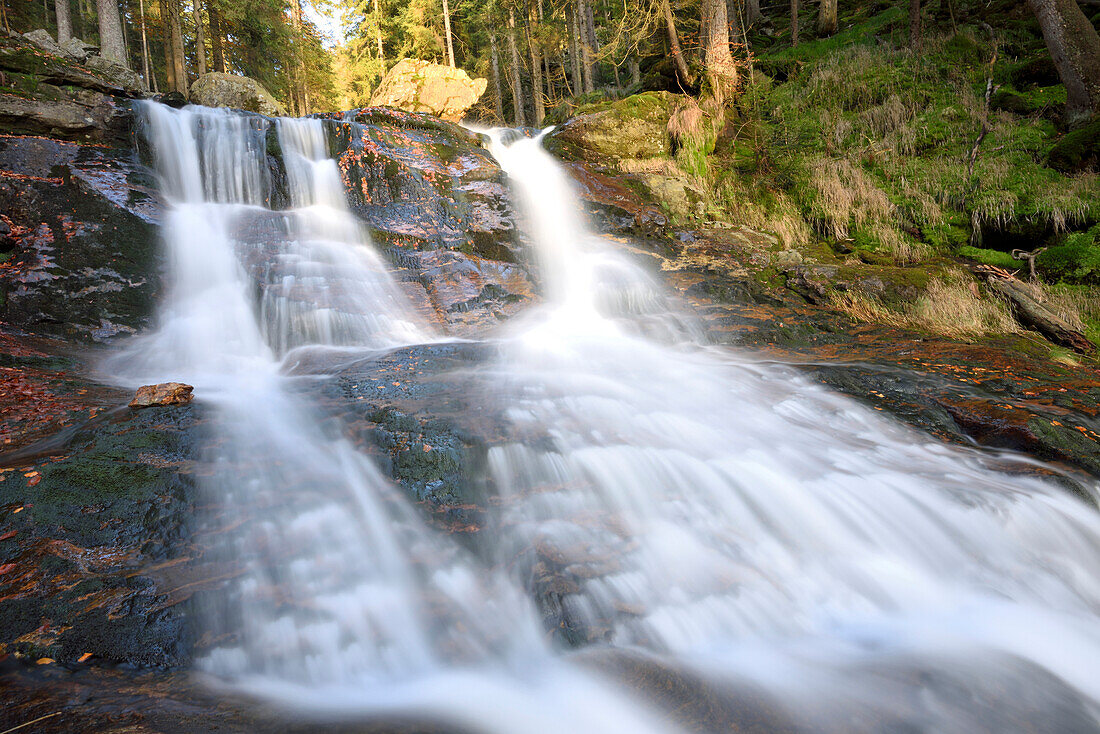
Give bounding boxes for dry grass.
[866,222,929,265]
[806,157,894,239]
[832,277,1018,338]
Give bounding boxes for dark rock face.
[0,131,160,341]
[0,403,204,669]
[323,107,521,262]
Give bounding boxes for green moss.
[1048,119,1100,173]
[1036,226,1100,284]
[957,246,1019,269]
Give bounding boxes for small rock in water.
[129,382,194,408]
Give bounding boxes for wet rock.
[129,383,194,408]
[406,249,535,334]
[189,72,285,116]
[370,57,488,122]
[0,132,161,340]
[84,54,143,93]
[0,402,204,668]
[323,108,521,262]
[155,90,188,108]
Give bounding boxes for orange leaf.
[36,657,54,665]
[78,652,93,663]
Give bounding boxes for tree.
[745,0,762,27]
[208,0,226,72]
[97,0,129,64]
[908,0,920,48]
[660,0,691,87]
[55,0,72,43]
[790,0,798,46]
[816,0,836,37]
[1027,0,1100,124]
[194,0,208,76]
[165,0,187,93]
[701,0,735,97]
[507,5,526,125]
[442,0,455,66]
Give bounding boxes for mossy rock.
[1008,56,1060,89]
[989,86,1065,117]
[1047,118,1100,173]
[545,91,678,166]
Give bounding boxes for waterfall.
[481,130,1100,731]
[116,102,1100,733]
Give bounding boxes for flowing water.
[115,104,1100,732]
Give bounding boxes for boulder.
[189,72,286,116]
[546,91,676,167]
[59,37,97,63]
[84,54,143,91]
[369,58,488,122]
[129,382,194,408]
[21,29,63,56]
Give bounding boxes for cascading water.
[115,100,1100,733]
[480,130,1100,731]
[113,103,686,734]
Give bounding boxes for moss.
[990,86,1066,117]
[1036,226,1100,284]
[957,246,1020,269]
[1047,119,1100,173]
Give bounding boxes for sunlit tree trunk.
[165,0,188,93]
[660,0,691,87]
[1027,0,1100,124]
[568,3,582,94]
[581,0,597,93]
[194,0,208,76]
[702,0,736,98]
[97,0,129,65]
[55,0,72,43]
[442,0,455,67]
[374,0,385,73]
[816,0,836,36]
[507,7,526,126]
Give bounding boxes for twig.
[0,712,62,734]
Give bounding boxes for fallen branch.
[1011,246,1047,280]
[976,265,1096,353]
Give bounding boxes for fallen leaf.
[78,652,93,663]
[36,657,54,665]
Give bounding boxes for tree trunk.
[490,30,505,122]
[909,0,921,48]
[527,0,544,124]
[507,7,526,126]
[208,0,225,72]
[194,0,207,76]
[702,0,736,98]
[290,0,306,115]
[96,0,128,65]
[374,0,385,73]
[139,0,152,89]
[790,0,799,47]
[165,0,187,93]
[660,0,691,87]
[568,2,582,95]
[816,0,837,36]
[582,0,598,92]
[55,0,72,42]
[442,0,455,67]
[1027,0,1100,124]
[629,56,640,86]
[745,0,762,26]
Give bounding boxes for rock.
[324,107,520,260]
[546,91,676,168]
[189,72,285,116]
[1048,118,1100,173]
[21,29,63,56]
[129,382,194,408]
[84,54,143,92]
[155,90,188,108]
[369,58,488,122]
[59,37,97,63]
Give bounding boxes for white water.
[119,104,1100,732]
